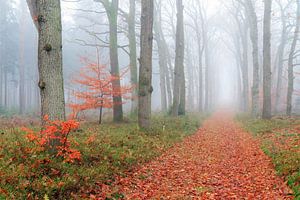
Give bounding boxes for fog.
[1,0,300,118]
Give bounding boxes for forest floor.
[99,112,295,199]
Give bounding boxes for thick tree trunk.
[262,0,272,119]
[245,0,260,117]
[138,0,154,129]
[36,0,66,122]
[128,0,138,114]
[172,0,185,116]
[286,0,300,116]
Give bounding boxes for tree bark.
[108,0,123,122]
[128,0,138,114]
[286,0,300,116]
[36,0,65,122]
[172,0,185,116]
[244,0,260,117]
[262,0,272,119]
[138,0,154,129]
[26,0,66,121]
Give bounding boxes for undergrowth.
[0,114,205,199]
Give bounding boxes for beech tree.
[26,0,66,122]
[262,0,272,119]
[286,0,300,116]
[119,0,138,114]
[243,0,260,117]
[172,0,185,116]
[138,0,154,129]
[275,0,291,113]
[95,0,124,122]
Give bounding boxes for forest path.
[101,112,293,199]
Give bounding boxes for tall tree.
[244,0,260,117]
[26,0,66,121]
[262,0,272,119]
[19,0,27,115]
[119,0,138,114]
[172,0,185,116]
[154,1,168,112]
[96,0,123,122]
[275,0,290,113]
[286,0,300,116]
[128,0,138,114]
[138,0,154,129]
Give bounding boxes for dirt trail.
[100,112,293,199]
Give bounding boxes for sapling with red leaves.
[69,57,133,124]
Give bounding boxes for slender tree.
[286,0,300,116]
[275,0,290,113]
[138,0,154,129]
[19,0,27,115]
[95,0,123,122]
[154,1,168,112]
[119,0,138,114]
[262,0,272,119]
[172,0,185,116]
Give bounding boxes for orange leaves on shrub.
[68,57,134,118]
[21,116,81,163]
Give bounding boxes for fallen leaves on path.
[96,112,293,199]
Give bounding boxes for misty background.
[0,0,299,117]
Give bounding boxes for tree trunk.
[36,0,65,122]
[19,1,26,115]
[286,0,300,116]
[108,0,123,122]
[179,66,186,115]
[275,8,287,113]
[128,0,138,114]
[172,0,185,116]
[245,0,260,117]
[154,1,168,112]
[197,32,204,112]
[138,0,154,129]
[262,0,272,119]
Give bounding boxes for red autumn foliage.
[68,57,133,120]
[22,115,81,163]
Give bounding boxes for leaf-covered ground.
[238,114,300,198]
[99,112,293,199]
